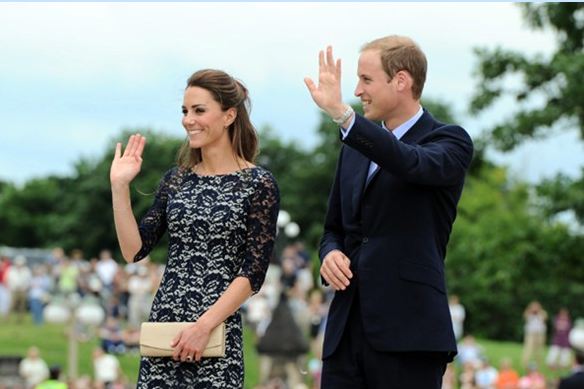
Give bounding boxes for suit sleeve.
[344,114,473,186]
[319,146,346,264]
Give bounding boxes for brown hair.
[177,69,258,169]
[361,35,427,99]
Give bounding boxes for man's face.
[354,49,398,123]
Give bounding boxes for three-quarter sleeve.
[133,168,176,262]
[237,170,280,294]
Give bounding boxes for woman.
[546,308,573,370]
[110,69,280,387]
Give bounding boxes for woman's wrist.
[195,315,215,334]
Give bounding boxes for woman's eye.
[195,108,205,114]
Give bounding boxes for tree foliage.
[471,3,584,151]
[2,93,584,339]
[447,163,584,340]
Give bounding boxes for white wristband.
[332,105,354,125]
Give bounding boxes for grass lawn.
[1,315,573,388]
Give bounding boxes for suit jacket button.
[362,237,368,244]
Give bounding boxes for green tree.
[447,162,584,340]
[471,3,584,151]
[471,3,584,224]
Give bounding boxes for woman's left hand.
[171,322,212,363]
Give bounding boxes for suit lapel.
[348,148,370,215]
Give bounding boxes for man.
[558,351,584,389]
[304,35,473,388]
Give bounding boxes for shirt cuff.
[339,114,356,140]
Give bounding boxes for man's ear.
[395,70,412,93]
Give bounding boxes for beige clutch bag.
[140,322,226,358]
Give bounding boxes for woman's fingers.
[135,135,146,158]
[127,134,139,157]
[121,135,132,158]
[120,134,145,159]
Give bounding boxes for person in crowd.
[95,250,119,297]
[56,258,78,297]
[0,255,12,317]
[442,363,458,389]
[99,316,126,354]
[110,69,279,387]
[35,365,66,389]
[92,347,121,389]
[459,361,478,389]
[19,346,49,389]
[458,335,484,368]
[121,324,141,353]
[126,265,154,327]
[518,362,546,389]
[546,307,573,370]
[475,357,498,389]
[449,294,466,341]
[28,265,52,325]
[304,35,473,388]
[495,358,520,389]
[522,300,548,368]
[245,288,272,338]
[6,255,32,323]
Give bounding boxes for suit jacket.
[558,370,584,389]
[319,110,473,360]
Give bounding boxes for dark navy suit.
[558,370,584,389]
[319,110,473,387]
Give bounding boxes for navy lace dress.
[134,166,279,388]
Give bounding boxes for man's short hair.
[361,35,427,100]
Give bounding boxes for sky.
[1,2,583,186]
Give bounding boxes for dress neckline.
[188,166,258,178]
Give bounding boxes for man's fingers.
[114,143,122,160]
[336,254,353,279]
[321,266,344,290]
[304,77,316,93]
[326,46,335,69]
[322,255,351,290]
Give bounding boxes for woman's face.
[181,86,235,150]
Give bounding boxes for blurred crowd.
[444,296,583,389]
[0,247,163,389]
[0,245,582,389]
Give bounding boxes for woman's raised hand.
[110,134,146,186]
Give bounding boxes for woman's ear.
[224,107,237,128]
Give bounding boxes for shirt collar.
[382,106,424,140]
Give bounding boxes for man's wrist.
[332,105,354,125]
